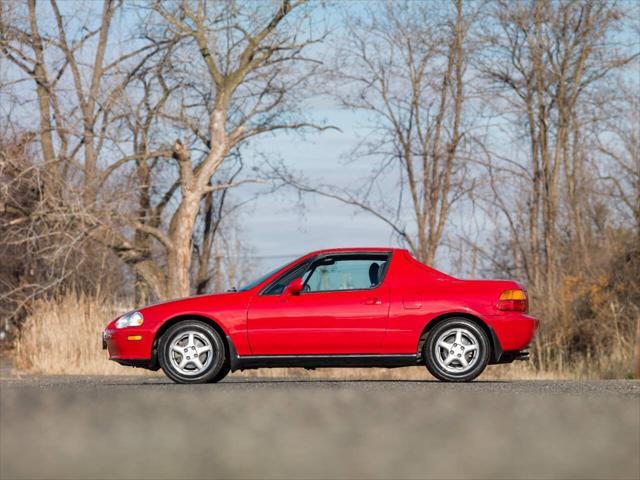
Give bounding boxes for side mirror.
[283,278,303,296]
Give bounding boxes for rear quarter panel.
[381,250,520,353]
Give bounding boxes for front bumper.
[102,327,155,361]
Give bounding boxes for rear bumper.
[488,313,538,352]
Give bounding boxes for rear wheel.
[159,321,228,384]
[424,318,490,382]
[207,362,231,384]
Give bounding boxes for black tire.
[423,318,490,382]
[158,320,228,384]
[206,362,231,384]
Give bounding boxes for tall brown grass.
[12,292,151,376]
[9,291,635,379]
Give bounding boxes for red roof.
[305,246,405,256]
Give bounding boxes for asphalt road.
[1,375,639,480]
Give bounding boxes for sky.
[239,105,408,274]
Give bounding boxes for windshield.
[237,265,284,292]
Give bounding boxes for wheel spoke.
[437,340,453,351]
[443,354,456,366]
[455,329,462,344]
[172,345,184,354]
[465,344,478,353]
[178,356,189,369]
[458,355,469,367]
[196,345,212,356]
[192,356,203,370]
[187,333,195,348]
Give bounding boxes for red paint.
[247,284,390,355]
[104,247,538,364]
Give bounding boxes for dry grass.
[12,292,151,376]
[9,293,634,380]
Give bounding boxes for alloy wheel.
[433,327,480,374]
[168,330,215,376]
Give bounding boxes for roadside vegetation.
[2,0,639,379]
[12,290,635,380]
[12,292,146,375]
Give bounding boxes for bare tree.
[477,0,636,290]
[275,0,474,265]
[594,78,640,380]
[0,128,126,331]
[474,0,639,374]
[0,1,163,201]
[127,0,328,298]
[0,0,169,304]
[0,1,137,326]
[102,64,176,303]
[192,153,247,295]
[1,0,328,303]
[595,80,640,237]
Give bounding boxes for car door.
[246,253,392,355]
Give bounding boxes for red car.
[103,248,537,383]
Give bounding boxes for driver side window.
[303,255,388,292]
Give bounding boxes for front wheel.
[424,318,490,382]
[158,321,228,384]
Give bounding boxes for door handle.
[364,297,382,305]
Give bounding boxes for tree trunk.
[195,189,216,295]
[212,249,223,293]
[634,315,640,379]
[133,260,167,301]
[134,273,151,305]
[166,195,200,298]
[27,0,59,198]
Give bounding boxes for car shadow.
[99,377,510,386]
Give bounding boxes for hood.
[107,290,251,329]
[138,291,241,312]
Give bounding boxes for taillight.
[497,289,528,312]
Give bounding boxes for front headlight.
[115,311,144,329]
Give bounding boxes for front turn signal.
[497,289,528,312]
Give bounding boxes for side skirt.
[226,337,420,372]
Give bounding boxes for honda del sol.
[103,248,538,383]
